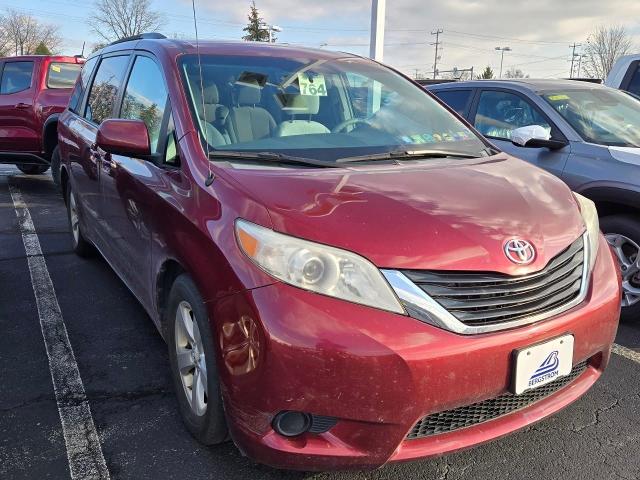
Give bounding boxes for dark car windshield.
[178,54,487,162]
[543,88,640,147]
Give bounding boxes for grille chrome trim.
[382,233,590,335]
[407,361,589,439]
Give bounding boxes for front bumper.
[210,235,621,471]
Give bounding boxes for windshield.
[178,54,487,162]
[543,88,640,147]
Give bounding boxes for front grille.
[401,237,585,327]
[407,361,588,439]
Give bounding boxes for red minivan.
[58,34,621,471]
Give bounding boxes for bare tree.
[0,9,61,55]
[89,0,165,43]
[583,25,633,80]
[504,67,528,79]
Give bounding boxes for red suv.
[58,34,621,471]
[0,55,83,177]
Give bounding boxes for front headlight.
[235,219,405,314]
[573,192,599,272]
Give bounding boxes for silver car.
[428,79,640,321]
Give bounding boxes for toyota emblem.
[504,238,536,265]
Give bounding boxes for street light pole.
[495,46,511,78]
[369,0,386,61]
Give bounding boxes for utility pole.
[569,43,581,78]
[431,29,443,79]
[495,46,511,78]
[369,0,386,61]
[414,68,420,79]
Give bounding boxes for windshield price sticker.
[548,94,570,101]
[298,73,327,96]
[51,65,61,73]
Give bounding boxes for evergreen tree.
[34,42,52,55]
[479,66,494,79]
[242,2,270,42]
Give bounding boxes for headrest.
[237,85,262,105]
[280,94,320,115]
[203,84,219,104]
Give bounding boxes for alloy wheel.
[175,301,208,416]
[605,233,640,307]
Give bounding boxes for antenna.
[191,0,215,186]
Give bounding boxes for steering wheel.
[332,118,370,133]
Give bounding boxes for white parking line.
[9,183,110,480]
[612,343,640,364]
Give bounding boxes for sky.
[11,0,640,79]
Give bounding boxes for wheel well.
[156,260,186,337]
[43,120,58,159]
[593,200,640,218]
[60,166,69,204]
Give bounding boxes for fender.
[577,181,640,211]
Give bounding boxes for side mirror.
[96,119,151,157]
[511,125,567,150]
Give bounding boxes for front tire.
[601,215,640,322]
[17,164,50,175]
[66,185,94,257]
[167,274,228,444]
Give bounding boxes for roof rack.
[107,32,166,47]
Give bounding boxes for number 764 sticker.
[298,73,327,96]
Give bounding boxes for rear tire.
[167,274,228,445]
[17,164,50,175]
[601,214,640,322]
[50,146,61,190]
[66,184,94,258]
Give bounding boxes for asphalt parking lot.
[1,165,639,480]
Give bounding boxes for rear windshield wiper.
[336,149,481,164]
[209,150,337,168]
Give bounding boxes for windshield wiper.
[209,150,336,168]
[336,149,481,164]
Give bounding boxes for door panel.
[472,89,569,177]
[100,54,170,310]
[0,61,38,152]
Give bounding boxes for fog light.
[272,411,311,437]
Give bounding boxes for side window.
[345,72,394,119]
[120,56,168,154]
[474,90,551,140]
[0,61,34,94]
[624,65,640,96]
[434,89,473,116]
[47,62,82,89]
[84,55,130,125]
[69,56,98,113]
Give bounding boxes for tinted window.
[0,61,34,94]
[68,56,99,112]
[120,56,168,154]
[625,65,640,96]
[85,55,129,125]
[474,90,551,140]
[47,62,82,89]
[434,89,473,116]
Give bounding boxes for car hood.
[227,155,585,275]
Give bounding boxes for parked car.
[428,79,640,320]
[605,54,640,95]
[0,55,83,179]
[58,35,620,471]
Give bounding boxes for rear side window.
[433,89,473,116]
[120,56,168,154]
[47,62,82,89]
[85,55,130,125]
[69,56,98,113]
[0,61,34,94]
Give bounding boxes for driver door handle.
[14,102,30,109]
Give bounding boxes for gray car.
[428,79,640,321]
